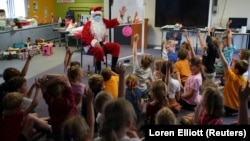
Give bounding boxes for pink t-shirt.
[183,73,202,105]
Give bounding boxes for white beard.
[90,20,107,41]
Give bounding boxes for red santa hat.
[91,6,102,16]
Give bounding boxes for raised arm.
[132,34,139,63]
[226,20,232,31]
[165,60,172,86]
[184,30,195,58]
[117,63,126,98]
[26,82,36,98]
[40,74,70,94]
[227,29,233,47]
[238,81,250,124]
[20,54,33,77]
[85,87,95,139]
[217,38,229,71]
[23,78,41,116]
[197,30,207,56]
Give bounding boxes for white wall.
[105,0,250,47]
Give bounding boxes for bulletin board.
[111,0,145,60]
[111,0,144,22]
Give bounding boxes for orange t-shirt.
[224,69,247,110]
[174,59,191,83]
[104,75,119,98]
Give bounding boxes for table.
[52,27,64,43]
[214,31,250,50]
[66,33,80,48]
[57,28,70,47]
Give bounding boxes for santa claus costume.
[81,6,124,73]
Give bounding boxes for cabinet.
[0,24,59,50]
[130,18,148,49]
[113,18,148,49]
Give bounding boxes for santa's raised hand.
[120,6,127,19]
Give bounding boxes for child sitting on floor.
[100,67,119,99]
[0,79,51,141]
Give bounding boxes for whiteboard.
[111,0,144,22]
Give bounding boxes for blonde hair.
[100,99,136,141]
[62,115,90,141]
[125,73,139,89]
[94,91,113,113]
[140,54,152,70]
[2,92,23,114]
[155,107,177,125]
[67,65,83,81]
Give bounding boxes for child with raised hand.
[100,67,119,99]
[164,60,181,114]
[94,99,140,141]
[145,80,170,125]
[237,49,250,79]
[0,54,33,117]
[152,58,165,81]
[40,74,77,141]
[125,73,144,121]
[64,46,74,72]
[6,76,38,110]
[94,91,113,135]
[162,40,178,63]
[215,28,235,75]
[67,62,86,113]
[62,87,95,141]
[179,57,203,111]
[216,35,248,116]
[155,107,177,125]
[174,47,191,90]
[0,79,51,141]
[198,25,219,81]
[238,81,250,125]
[133,33,153,99]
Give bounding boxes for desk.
[66,33,80,48]
[214,32,250,50]
[52,27,63,43]
[57,28,69,47]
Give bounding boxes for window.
[0,0,27,18]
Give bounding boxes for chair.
[166,31,183,50]
[80,41,108,72]
[74,32,108,72]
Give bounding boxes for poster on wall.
[33,1,38,12]
[112,0,144,23]
[57,0,75,3]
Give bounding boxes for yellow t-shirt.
[104,75,119,98]
[174,59,191,83]
[224,69,247,110]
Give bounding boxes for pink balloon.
[122,26,132,37]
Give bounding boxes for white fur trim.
[93,11,102,15]
[117,16,124,24]
[91,39,98,47]
[83,45,90,52]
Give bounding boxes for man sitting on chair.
[81,6,127,73]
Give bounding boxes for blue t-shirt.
[125,87,142,119]
[168,52,177,63]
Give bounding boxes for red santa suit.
[81,7,122,62]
